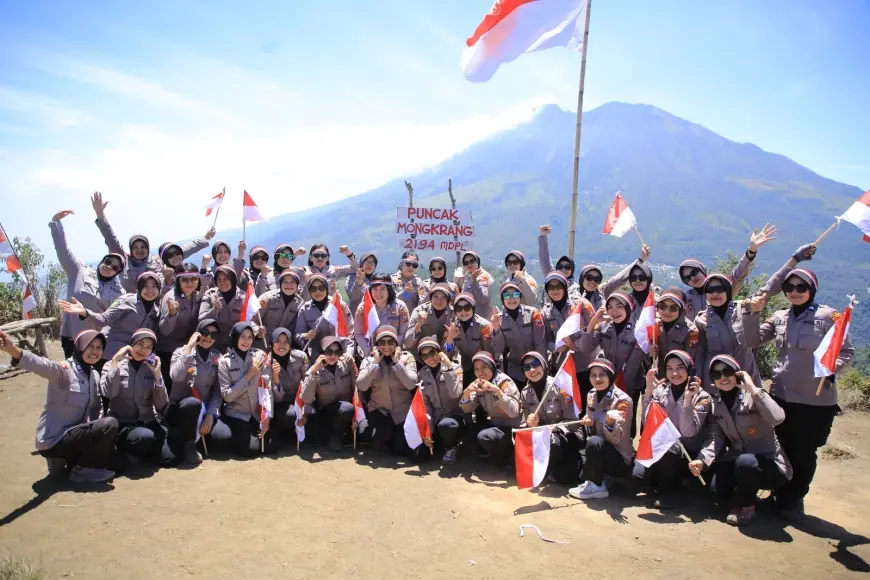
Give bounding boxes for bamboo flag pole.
[676,439,706,486]
[200,435,208,456]
[532,351,574,418]
[567,0,592,261]
[813,219,840,246]
[210,187,225,229]
[633,224,647,248]
[513,419,584,434]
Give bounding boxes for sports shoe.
[69,466,115,483]
[185,442,203,465]
[726,505,756,526]
[442,447,457,465]
[568,481,609,500]
[328,436,343,452]
[776,499,805,522]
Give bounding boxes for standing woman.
[49,210,124,358]
[0,329,118,483]
[101,329,179,467]
[259,270,304,345]
[158,263,202,390]
[420,257,459,302]
[405,283,454,359]
[295,274,355,360]
[300,336,357,451]
[59,272,162,364]
[520,351,584,486]
[446,293,494,387]
[634,351,710,509]
[458,352,522,472]
[541,272,598,411]
[198,266,246,353]
[268,327,311,445]
[649,290,699,378]
[357,326,420,456]
[743,265,853,519]
[218,322,275,457]
[576,265,605,311]
[538,225,581,302]
[693,274,767,389]
[490,281,547,386]
[90,192,213,293]
[596,244,652,310]
[346,253,379,314]
[168,319,232,459]
[417,338,465,465]
[392,251,426,313]
[354,274,409,358]
[689,355,791,526]
[245,245,271,292]
[503,250,539,307]
[301,244,359,300]
[255,244,306,296]
[569,359,635,500]
[579,293,645,438]
[454,251,495,320]
[199,240,245,290]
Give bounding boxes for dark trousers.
[477,425,514,467]
[116,420,180,467]
[712,454,788,508]
[632,448,688,496]
[310,400,355,442]
[437,414,468,449]
[548,429,584,485]
[61,336,75,359]
[629,389,642,440]
[200,417,233,453]
[223,415,276,457]
[576,371,593,415]
[157,351,175,394]
[368,410,427,461]
[583,435,632,485]
[272,401,299,439]
[773,397,837,508]
[40,417,119,470]
[164,398,204,457]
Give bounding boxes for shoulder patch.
[481,325,492,341]
[587,390,596,403]
[615,399,630,412]
[583,302,595,316]
[532,310,544,327]
[694,397,710,413]
[688,328,699,348]
[497,379,511,393]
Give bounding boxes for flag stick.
[210,187,225,229]
[676,440,706,486]
[815,376,827,396]
[296,439,300,452]
[256,311,268,350]
[200,436,208,456]
[633,224,646,248]
[533,351,573,417]
[261,437,265,453]
[813,220,839,246]
[513,419,584,434]
[567,0,593,260]
[353,425,357,450]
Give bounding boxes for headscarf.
[556,256,576,281]
[72,330,105,374]
[455,292,476,332]
[629,262,653,307]
[428,257,448,284]
[499,281,523,318]
[426,283,453,319]
[656,289,686,333]
[129,328,157,372]
[785,268,818,316]
[418,337,442,376]
[709,354,741,410]
[578,264,603,300]
[271,327,293,369]
[279,270,301,306]
[196,318,218,361]
[471,351,497,377]
[159,243,184,272]
[504,250,526,271]
[606,292,634,337]
[210,240,231,266]
[136,272,162,313]
[544,272,570,313]
[273,243,294,276]
[307,274,330,311]
[230,321,255,360]
[588,358,615,402]
[678,259,708,283]
[703,274,733,320]
[97,252,126,283]
[320,336,342,374]
[374,325,399,365]
[248,245,268,279]
[214,265,239,305]
[127,234,150,266]
[664,350,693,401]
[522,351,548,399]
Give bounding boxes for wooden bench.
[1,317,58,358]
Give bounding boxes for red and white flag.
[0,229,21,273]
[240,283,259,322]
[323,293,350,337]
[403,388,431,450]
[21,285,36,320]
[553,355,582,418]
[602,192,637,237]
[515,426,551,489]
[554,302,588,349]
[634,292,657,354]
[361,288,380,340]
[258,375,272,432]
[839,189,870,243]
[294,388,306,443]
[635,401,681,467]
[352,388,366,427]
[461,0,588,83]
[188,385,206,443]
[205,191,224,217]
[814,303,852,377]
[243,190,265,222]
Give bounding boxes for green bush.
[839,368,870,412]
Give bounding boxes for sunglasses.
[705,285,727,295]
[180,276,199,283]
[101,258,122,272]
[462,259,477,266]
[556,263,573,272]
[309,284,328,293]
[199,330,219,339]
[324,347,343,356]
[657,302,680,313]
[680,267,701,282]
[709,367,736,381]
[629,274,648,283]
[521,359,543,372]
[430,265,445,271]
[252,254,268,262]
[377,338,397,346]
[311,253,329,259]
[420,349,439,360]
[403,260,419,268]
[277,252,294,260]
[505,259,521,266]
[501,291,522,300]
[454,303,473,312]
[584,274,602,282]
[782,282,810,294]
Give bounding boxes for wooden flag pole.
[633,224,646,248]
[210,187,225,229]
[200,436,208,456]
[813,220,839,246]
[567,0,592,261]
[676,440,706,486]
[531,351,574,418]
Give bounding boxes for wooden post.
[33,326,47,357]
[567,0,592,261]
[447,179,461,268]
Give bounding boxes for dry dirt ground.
[1,345,869,579]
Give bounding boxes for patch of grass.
[0,556,45,580]
[839,368,870,413]
[821,443,857,461]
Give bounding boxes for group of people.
[1,194,855,529]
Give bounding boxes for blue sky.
[1,0,868,256]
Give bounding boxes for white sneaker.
[568,481,609,500]
[69,466,115,483]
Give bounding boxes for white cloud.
[0,86,90,128]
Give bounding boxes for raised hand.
[238,240,247,257]
[416,309,429,330]
[204,227,217,240]
[749,292,767,313]
[749,224,777,252]
[146,355,162,378]
[167,298,179,316]
[792,243,817,263]
[91,192,108,218]
[490,307,501,331]
[185,332,201,352]
[540,225,551,236]
[294,247,307,257]
[59,298,87,317]
[355,268,365,283]
[338,245,351,256]
[201,254,212,269]
[640,244,651,262]
[688,459,704,478]
[53,210,74,222]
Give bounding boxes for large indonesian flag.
[361,288,380,340]
[461,0,588,83]
[403,388,431,449]
[258,375,272,432]
[554,302,588,349]
[243,190,265,222]
[323,293,350,337]
[839,189,870,243]
[602,191,637,237]
[21,285,36,320]
[635,401,681,467]
[814,304,852,377]
[515,426,551,489]
[0,229,21,273]
[633,292,657,354]
[553,355,582,418]
[240,283,259,322]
